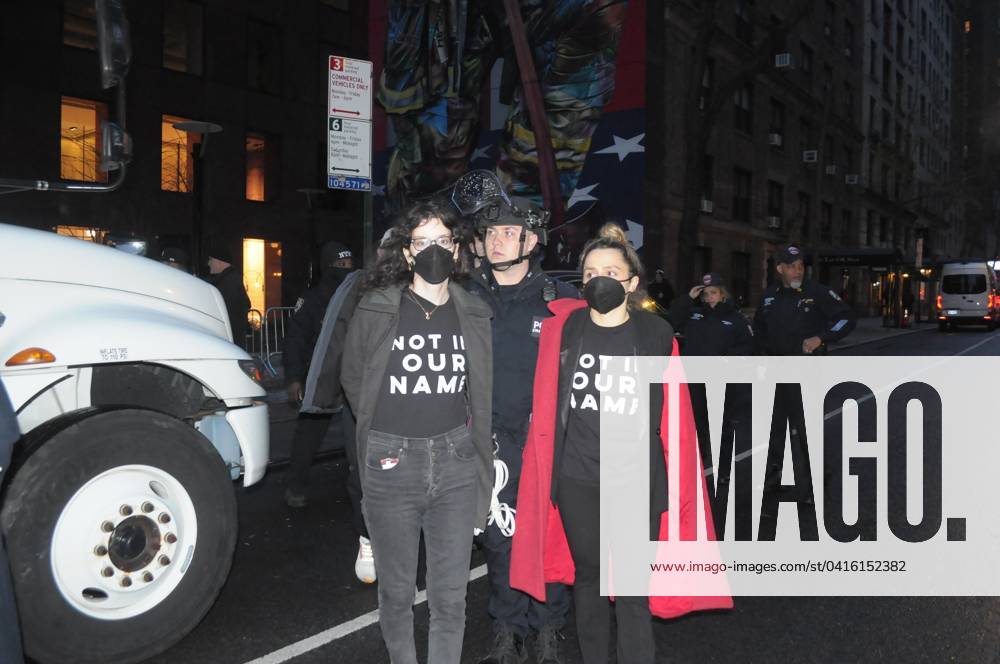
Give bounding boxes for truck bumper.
[227,402,269,486]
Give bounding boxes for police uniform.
[670,273,753,356]
[753,281,856,355]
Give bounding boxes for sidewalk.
[828,316,934,351]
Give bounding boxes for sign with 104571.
[327,55,373,192]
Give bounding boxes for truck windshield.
[942,274,986,295]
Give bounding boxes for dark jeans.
[483,430,569,637]
[288,408,368,538]
[362,425,479,664]
[0,534,23,664]
[556,474,654,664]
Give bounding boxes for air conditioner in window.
[825,164,838,175]
[699,199,714,214]
[775,53,794,69]
[767,216,783,229]
[845,174,860,185]
[803,150,819,163]
[768,133,783,146]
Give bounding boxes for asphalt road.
[145,325,1000,664]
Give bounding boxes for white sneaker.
[355,536,376,584]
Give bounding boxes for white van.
[936,260,1000,331]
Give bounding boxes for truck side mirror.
[96,0,131,89]
[100,122,133,172]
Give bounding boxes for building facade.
[0,0,367,311]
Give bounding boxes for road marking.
[242,564,488,664]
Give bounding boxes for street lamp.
[172,121,222,272]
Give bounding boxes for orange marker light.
[5,347,56,367]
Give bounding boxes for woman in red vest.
[510,224,732,663]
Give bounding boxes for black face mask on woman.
[583,275,631,314]
[411,243,455,284]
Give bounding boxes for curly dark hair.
[362,200,467,290]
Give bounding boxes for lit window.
[964,20,972,33]
[161,115,200,192]
[246,133,267,201]
[60,97,108,183]
[54,225,105,243]
[163,0,204,75]
[63,0,96,50]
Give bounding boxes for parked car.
[936,259,1000,331]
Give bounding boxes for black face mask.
[411,244,455,284]
[583,276,630,314]
[324,266,352,284]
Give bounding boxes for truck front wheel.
[0,409,238,664]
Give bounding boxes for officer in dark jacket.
[207,242,251,345]
[452,170,576,664]
[753,245,856,355]
[670,272,753,356]
[283,241,355,508]
[0,382,24,664]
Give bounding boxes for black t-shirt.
[561,317,639,483]
[371,291,468,437]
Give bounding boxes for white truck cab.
[0,223,269,663]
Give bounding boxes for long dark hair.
[579,223,648,310]
[363,199,466,290]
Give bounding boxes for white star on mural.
[625,219,644,249]
[594,133,645,162]
[567,183,599,209]
[471,145,492,162]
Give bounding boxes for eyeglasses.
[408,235,456,252]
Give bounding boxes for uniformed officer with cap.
[753,245,856,355]
[670,272,753,356]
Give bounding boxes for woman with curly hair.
[341,200,494,664]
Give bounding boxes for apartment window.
[733,168,752,223]
[869,40,878,78]
[767,180,784,218]
[841,209,853,246]
[824,134,835,162]
[843,81,854,118]
[844,146,855,172]
[868,96,877,133]
[896,23,904,59]
[881,163,890,197]
[825,1,836,42]
[800,116,814,154]
[823,63,833,94]
[879,215,889,246]
[245,132,281,202]
[861,210,871,246]
[881,108,891,139]
[883,3,893,45]
[821,202,833,241]
[801,42,814,81]
[60,97,108,183]
[248,20,282,94]
[695,247,713,278]
[735,0,754,43]
[702,155,715,203]
[770,98,786,140]
[882,56,892,97]
[163,0,204,75]
[63,0,96,49]
[844,20,855,57]
[731,252,751,307]
[161,114,200,192]
[798,192,812,239]
[734,83,754,134]
[700,58,715,110]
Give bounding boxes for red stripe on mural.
[605,0,646,113]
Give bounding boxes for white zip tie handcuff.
[474,434,517,537]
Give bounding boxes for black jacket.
[551,308,672,538]
[209,266,251,344]
[284,276,343,384]
[301,271,364,413]
[466,259,577,440]
[670,297,754,356]
[753,280,856,355]
[340,283,495,526]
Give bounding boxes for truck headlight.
[237,359,262,385]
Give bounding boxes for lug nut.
[101,521,115,533]
[120,576,132,588]
[101,567,114,578]
[94,545,108,557]
[141,502,154,513]
[119,505,133,516]
[164,533,177,544]
[159,555,171,567]
[158,513,171,524]
[142,572,154,583]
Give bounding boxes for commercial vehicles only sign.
[327,55,373,191]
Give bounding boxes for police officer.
[283,240,355,508]
[452,170,576,664]
[753,245,856,355]
[0,383,24,664]
[753,245,855,526]
[670,272,753,356]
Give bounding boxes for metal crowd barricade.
[245,309,264,357]
[263,306,296,376]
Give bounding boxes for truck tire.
[0,408,238,664]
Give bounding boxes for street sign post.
[327,55,373,192]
